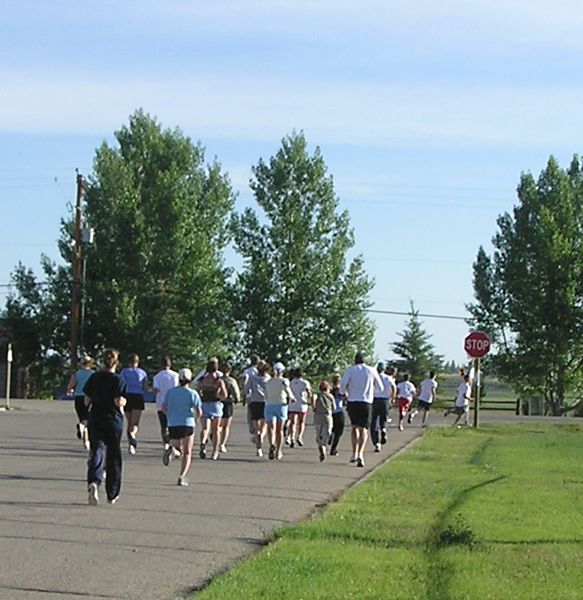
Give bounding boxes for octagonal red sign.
[464,331,491,358]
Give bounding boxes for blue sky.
[1,1,582,363]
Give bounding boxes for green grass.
[193,424,583,599]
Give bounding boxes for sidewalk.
[0,401,420,600]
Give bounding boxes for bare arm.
[67,374,76,395]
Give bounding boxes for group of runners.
[71,349,472,505]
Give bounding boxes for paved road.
[0,400,420,600]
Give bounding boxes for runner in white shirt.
[339,352,382,468]
[287,368,313,447]
[152,356,179,449]
[396,374,416,431]
[451,374,472,428]
[408,370,437,427]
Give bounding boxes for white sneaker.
[349,454,357,463]
[256,448,263,458]
[83,438,91,451]
[398,424,404,431]
[219,444,227,453]
[374,443,381,452]
[276,451,284,460]
[128,445,136,455]
[88,482,99,506]
[212,451,219,460]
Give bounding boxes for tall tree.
[467,155,583,414]
[390,301,443,384]
[3,110,236,391]
[231,131,375,373]
[80,110,236,367]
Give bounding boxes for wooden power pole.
[70,172,85,371]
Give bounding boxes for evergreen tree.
[391,301,443,384]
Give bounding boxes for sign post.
[464,332,491,428]
[5,343,13,410]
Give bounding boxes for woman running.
[244,360,270,457]
[67,355,95,450]
[197,358,228,461]
[264,362,293,460]
[119,354,147,455]
[288,368,313,447]
[83,348,127,506]
[219,362,241,453]
[162,368,202,486]
[329,373,345,456]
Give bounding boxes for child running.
[396,373,416,431]
[451,374,472,428]
[408,370,437,427]
[162,368,202,486]
[313,380,334,462]
[329,374,345,456]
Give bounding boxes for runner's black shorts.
[417,400,432,411]
[347,401,371,428]
[222,400,234,419]
[125,393,145,411]
[249,402,265,421]
[168,426,194,439]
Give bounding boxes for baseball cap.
[377,362,385,370]
[273,361,285,373]
[178,368,193,382]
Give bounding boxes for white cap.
[178,368,192,382]
[273,362,285,373]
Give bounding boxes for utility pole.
[70,172,85,371]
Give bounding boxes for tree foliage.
[3,111,236,392]
[467,155,583,414]
[390,301,443,384]
[230,131,375,373]
[80,110,235,367]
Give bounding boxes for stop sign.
[464,331,491,358]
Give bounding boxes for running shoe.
[357,457,365,468]
[199,443,207,459]
[268,445,276,460]
[177,477,189,487]
[380,430,387,445]
[285,435,291,446]
[128,445,136,455]
[297,437,304,447]
[212,451,219,460]
[128,433,138,449]
[290,439,295,448]
[76,423,83,440]
[330,449,338,456]
[398,424,404,431]
[319,447,326,462]
[407,413,413,424]
[256,448,263,458]
[88,482,99,506]
[107,495,120,505]
[374,443,381,453]
[349,454,357,463]
[276,451,284,460]
[83,438,91,451]
[219,444,227,453]
[163,446,174,466]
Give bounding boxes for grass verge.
[193,424,583,599]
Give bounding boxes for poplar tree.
[231,132,375,373]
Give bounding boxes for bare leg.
[178,435,193,480]
[220,417,232,448]
[297,412,307,442]
[211,419,221,457]
[275,420,284,454]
